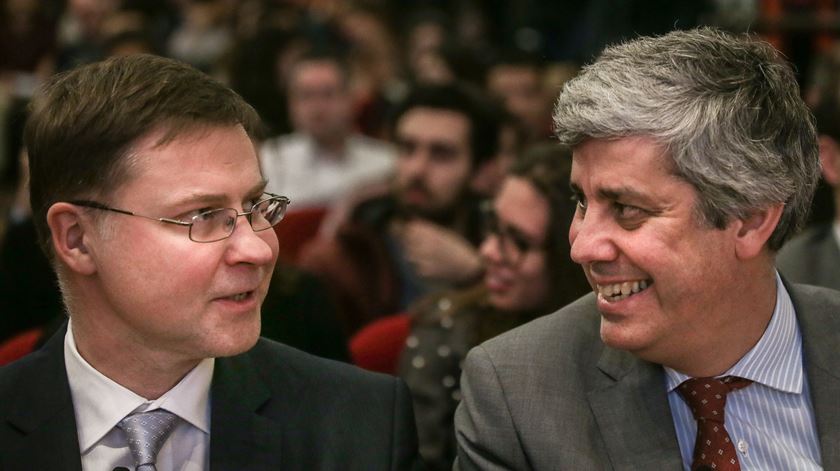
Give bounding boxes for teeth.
[230,292,248,301]
[596,280,650,301]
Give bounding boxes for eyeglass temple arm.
[71,200,192,227]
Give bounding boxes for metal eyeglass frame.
[481,202,547,266]
[69,193,291,243]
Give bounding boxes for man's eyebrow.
[568,182,654,204]
[169,180,269,207]
[248,180,269,197]
[597,186,651,203]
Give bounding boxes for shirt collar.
[64,319,214,453]
[665,271,802,394]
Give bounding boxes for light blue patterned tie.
[117,409,180,471]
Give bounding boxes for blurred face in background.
[394,107,473,218]
[481,176,551,312]
[470,124,520,197]
[487,65,548,135]
[287,59,352,145]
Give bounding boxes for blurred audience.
[299,83,500,335]
[468,104,525,198]
[399,144,591,469]
[486,51,554,144]
[777,42,840,290]
[166,0,232,72]
[0,148,61,342]
[260,51,395,209]
[0,0,57,187]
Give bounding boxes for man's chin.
[208,328,260,358]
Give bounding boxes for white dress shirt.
[64,320,213,471]
[260,133,395,208]
[665,272,822,470]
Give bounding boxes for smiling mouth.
[596,280,651,302]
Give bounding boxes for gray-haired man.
[455,27,839,470]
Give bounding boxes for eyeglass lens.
[483,208,528,265]
[189,197,288,242]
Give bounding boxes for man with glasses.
[0,54,421,470]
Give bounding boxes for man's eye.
[429,145,457,163]
[571,193,587,213]
[614,203,646,220]
[396,140,416,155]
[185,208,216,221]
[509,233,532,253]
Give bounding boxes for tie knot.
[117,409,179,470]
[678,376,752,423]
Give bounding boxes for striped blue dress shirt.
[665,273,822,470]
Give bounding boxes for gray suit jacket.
[454,284,840,470]
[777,224,840,291]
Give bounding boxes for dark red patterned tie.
[677,376,753,471]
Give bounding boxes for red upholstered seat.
[0,327,44,366]
[349,313,410,375]
[273,207,328,265]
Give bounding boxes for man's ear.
[819,135,840,186]
[46,202,98,275]
[733,203,784,260]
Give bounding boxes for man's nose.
[225,215,277,266]
[569,211,618,265]
[479,233,503,265]
[402,152,429,179]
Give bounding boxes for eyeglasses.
[70,193,290,243]
[481,203,546,266]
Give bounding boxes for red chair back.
[349,313,410,375]
[273,206,328,264]
[0,327,44,366]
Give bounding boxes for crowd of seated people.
[4,2,840,468]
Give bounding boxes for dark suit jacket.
[0,327,422,470]
[454,283,840,470]
[777,223,840,291]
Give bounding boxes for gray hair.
[553,27,819,251]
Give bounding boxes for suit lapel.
[209,350,279,471]
[3,325,82,471]
[587,346,683,470]
[788,283,840,469]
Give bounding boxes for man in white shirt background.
[260,51,396,209]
